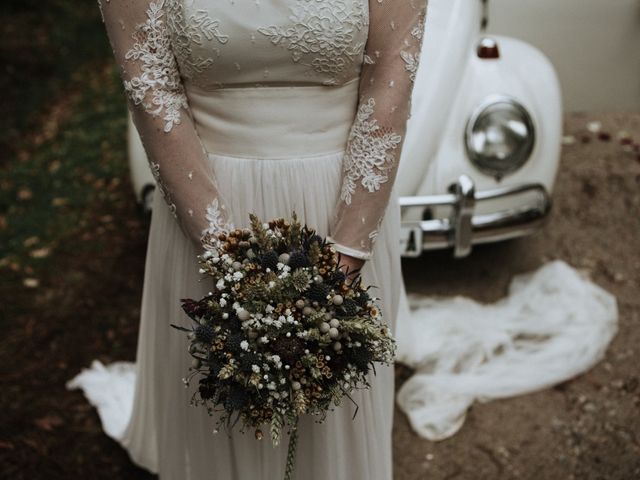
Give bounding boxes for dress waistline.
[186,80,359,159]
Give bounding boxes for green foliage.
[0,1,129,277]
[1,0,111,151]
[0,65,128,269]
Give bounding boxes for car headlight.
[465,96,536,179]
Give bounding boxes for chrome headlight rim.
[464,95,536,179]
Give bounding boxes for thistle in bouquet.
[173,211,396,480]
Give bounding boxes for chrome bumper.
[399,175,552,258]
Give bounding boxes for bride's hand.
[337,253,366,284]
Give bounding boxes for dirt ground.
[1,110,638,480]
[395,112,640,480]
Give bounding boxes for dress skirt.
[121,82,404,480]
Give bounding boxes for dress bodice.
[157,0,371,159]
[164,0,369,90]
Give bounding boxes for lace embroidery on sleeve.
[97,0,108,21]
[149,161,178,218]
[400,8,426,83]
[339,97,402,205]
[200,198,236,252]
[202,198,235,238]
[123,0,189,132]
[400,51,419,82]
[99,0,236,251]
[327,0,428,260]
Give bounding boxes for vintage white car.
[128,0,562,258]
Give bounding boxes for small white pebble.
[586,121,602,133]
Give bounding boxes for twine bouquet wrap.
[174,212,396,480]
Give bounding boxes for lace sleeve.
[327,0,428,260]
[98,0,233,250]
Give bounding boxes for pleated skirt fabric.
[122,149,403,480]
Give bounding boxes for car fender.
[404,35,562,221]
[397,0,482,197]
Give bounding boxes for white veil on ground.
[394,260,618,440]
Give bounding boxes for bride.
[92,0,428,478]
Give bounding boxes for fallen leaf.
[17,188,33,201]
[25,318,35,336]
[586,121,602,133]
[598,132,611,142]
[617,130,631,141]
[34,415,64,431]
[22,438,44,454]
[49,160,62,173]
[30,248,51,259]
[52,197,69,207]
[32,134,45,147]
[23,278,39,288]
[23,236,39,247]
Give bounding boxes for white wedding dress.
[73,0,427,478]
[69,1,620,477]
